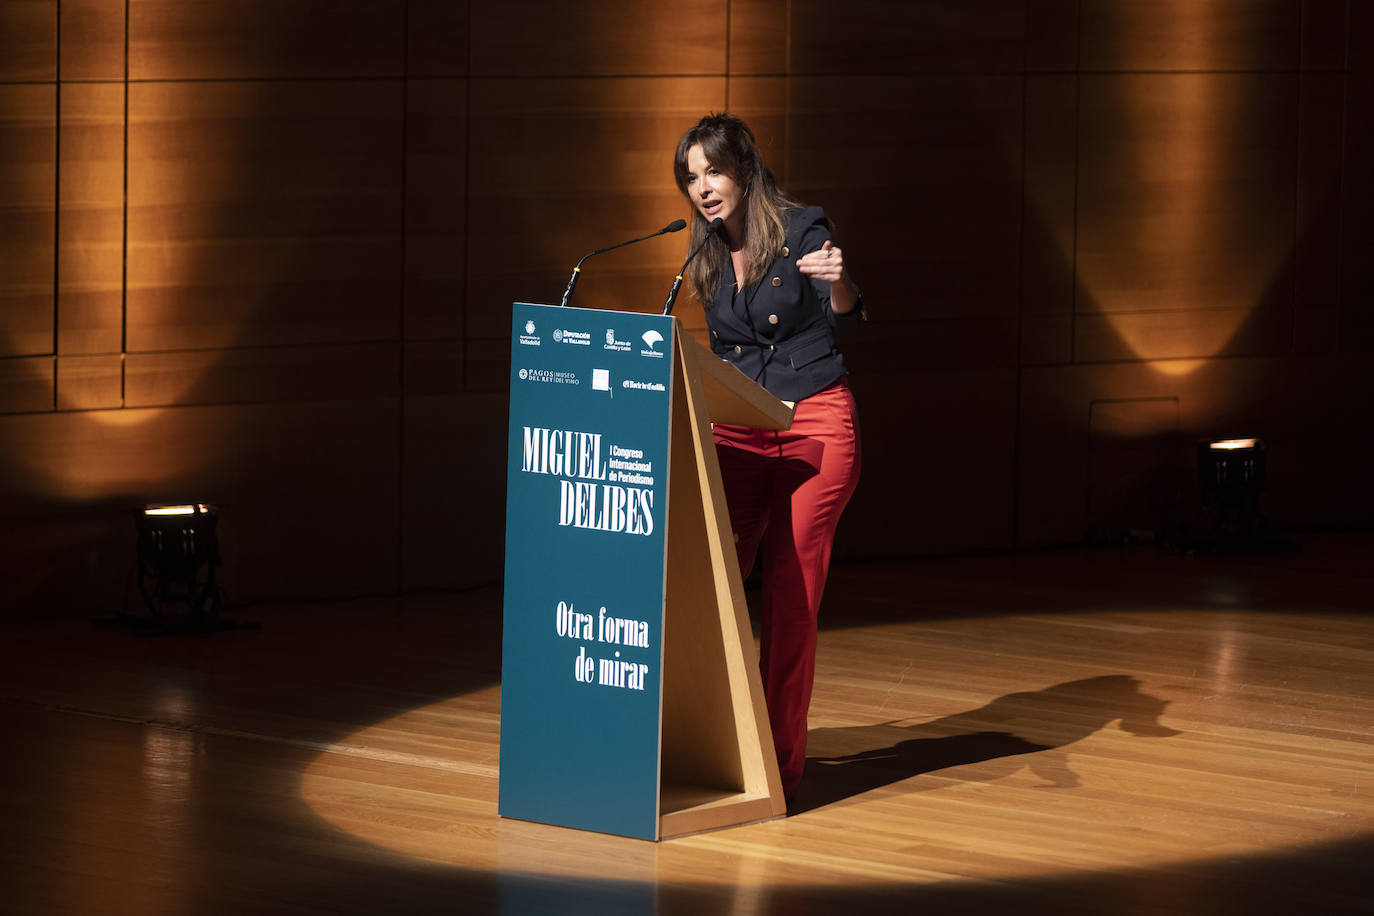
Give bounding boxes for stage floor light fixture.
[123,503,256,634]
[138,503,221,615]
[1195,437,1274,551]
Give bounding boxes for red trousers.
[713,379,861,796]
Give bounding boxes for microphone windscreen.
[663,219,687,233]
[706,217,724,235]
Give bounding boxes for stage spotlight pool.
[299,610,1373,891]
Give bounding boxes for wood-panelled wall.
[2,1,1371,612]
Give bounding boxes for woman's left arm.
[797,239,862,315]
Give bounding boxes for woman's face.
[684,143,745,239]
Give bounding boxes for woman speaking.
[673,113,863,801]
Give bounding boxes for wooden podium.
[656,324,792,837]
[499,305,792,840]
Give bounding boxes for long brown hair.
[673,113,801,303]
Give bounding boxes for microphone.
[662,217,723,316]
[558,219,687,308]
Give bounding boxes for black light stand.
[1189,438,1290,554]
[102,504,258,635]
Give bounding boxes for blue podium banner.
[499,303,677,840]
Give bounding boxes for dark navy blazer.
[705,206,850,403]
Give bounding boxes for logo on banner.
[622,379,665,392]
[604,329,632,352]
[519,368,580,385]
[640,330,665,359]
[555,328,591,346]
[591,368,612,396]
[519,321,541,346]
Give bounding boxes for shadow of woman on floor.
[792,674,1181,814]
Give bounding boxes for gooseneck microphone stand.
[662,217,723,316]
[558,219,686,308]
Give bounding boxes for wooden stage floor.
[2,533,1372,914]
